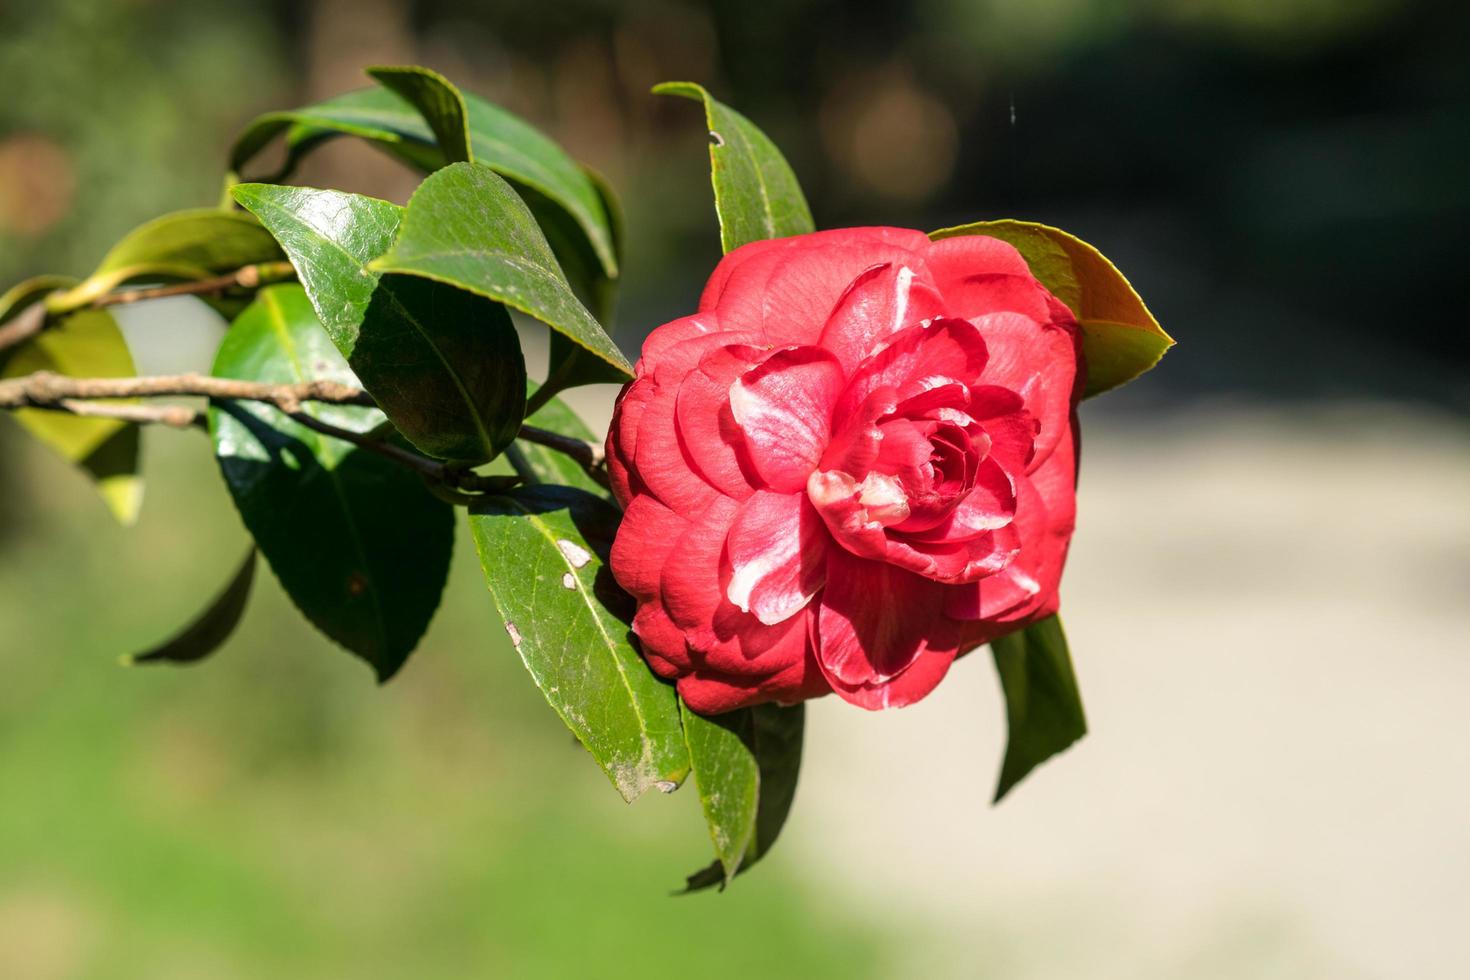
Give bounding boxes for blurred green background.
[2,1,1467,978]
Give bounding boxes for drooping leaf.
[682,701,805,890]
[513,385,608,498]
[126,549,257,665]
[990,615,1087,803]
[51,209,284,311]
[229,72,617,281]
[0,309,142,524]
[467,485,689,801]
[653,81,815,254]
[929,220,1173,396]
[233,183,526,463]
[208,284,453,680]
[366,65,472,164]
[371,162,631,382]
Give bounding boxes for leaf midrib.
[502,498,662,757]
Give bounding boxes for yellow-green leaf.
[52,209,283,311]
[930,220,1173,396]
[0,309,142,524]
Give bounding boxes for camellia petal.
[726,491,828,626]
[818,261,945,371]
[730,346,846,492]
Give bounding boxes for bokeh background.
[2,0,1467,977]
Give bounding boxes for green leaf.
[929,220,1174,397]
[653,81,815,253]
[0,275,76,324]
[230,73,618,281]
[125,549,257,665]
[232,183,526,464]
[467,485,689,801]
[514,386,608,497]
[682,701,805,890]
[990,615,1087,803]
[208,284,453,680]
[366,65,472,165]
[371,161,631,382]
[52,209,284,310]
[0,309,142,524]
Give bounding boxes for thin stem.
[54,399,204,430]
[0,371,375,413]
[518,423,606,472]
[283,411,517,494]
[0,302,48,356]
[0,261,297,356]
[1,369,608,493]
[78,261,297,313]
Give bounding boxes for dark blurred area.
[3,0,1467,409]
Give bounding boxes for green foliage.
[516,387,610,497]
[0,307,141,524]
[468,486,690,802]
[126,549,257,665]
[233,183,526,463]
[366,65,473,165]
[682,702,805,890]
[930,220,1174,396]
[52,208,284,312]
[990,616,1087,802]
[371,161,631,383]
[208,285,454,680]
[653,81,815,252]
[230,66,619,307]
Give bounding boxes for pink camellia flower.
[606,227,1083,713]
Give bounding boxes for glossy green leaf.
[126,549,257,665]
[930,220,1174,397]
[233,183,526,463]
[371,162,631,381]
[467,485,689,801]
[230,73,617,281]
[653,81,815,253]
[52,209,283,310]
[513,386,608,498]
[209,284,453,680]
[366,65,472,165]
[990,615,1087,803]
[682,701,805,890]
[1,309,142,524]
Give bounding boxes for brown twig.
[54,399,204,429]
[1,370,609,492]
[0,261,296,356]
[520,426,605,476]
[282,411,518,494]
[0,301,49,357]
[0,371,376,413]
[83,261,296,312]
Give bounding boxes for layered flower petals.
[608,227,1083,714]
[818,261,945,371]
[730,346,845,492]
[726,491,828,626]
